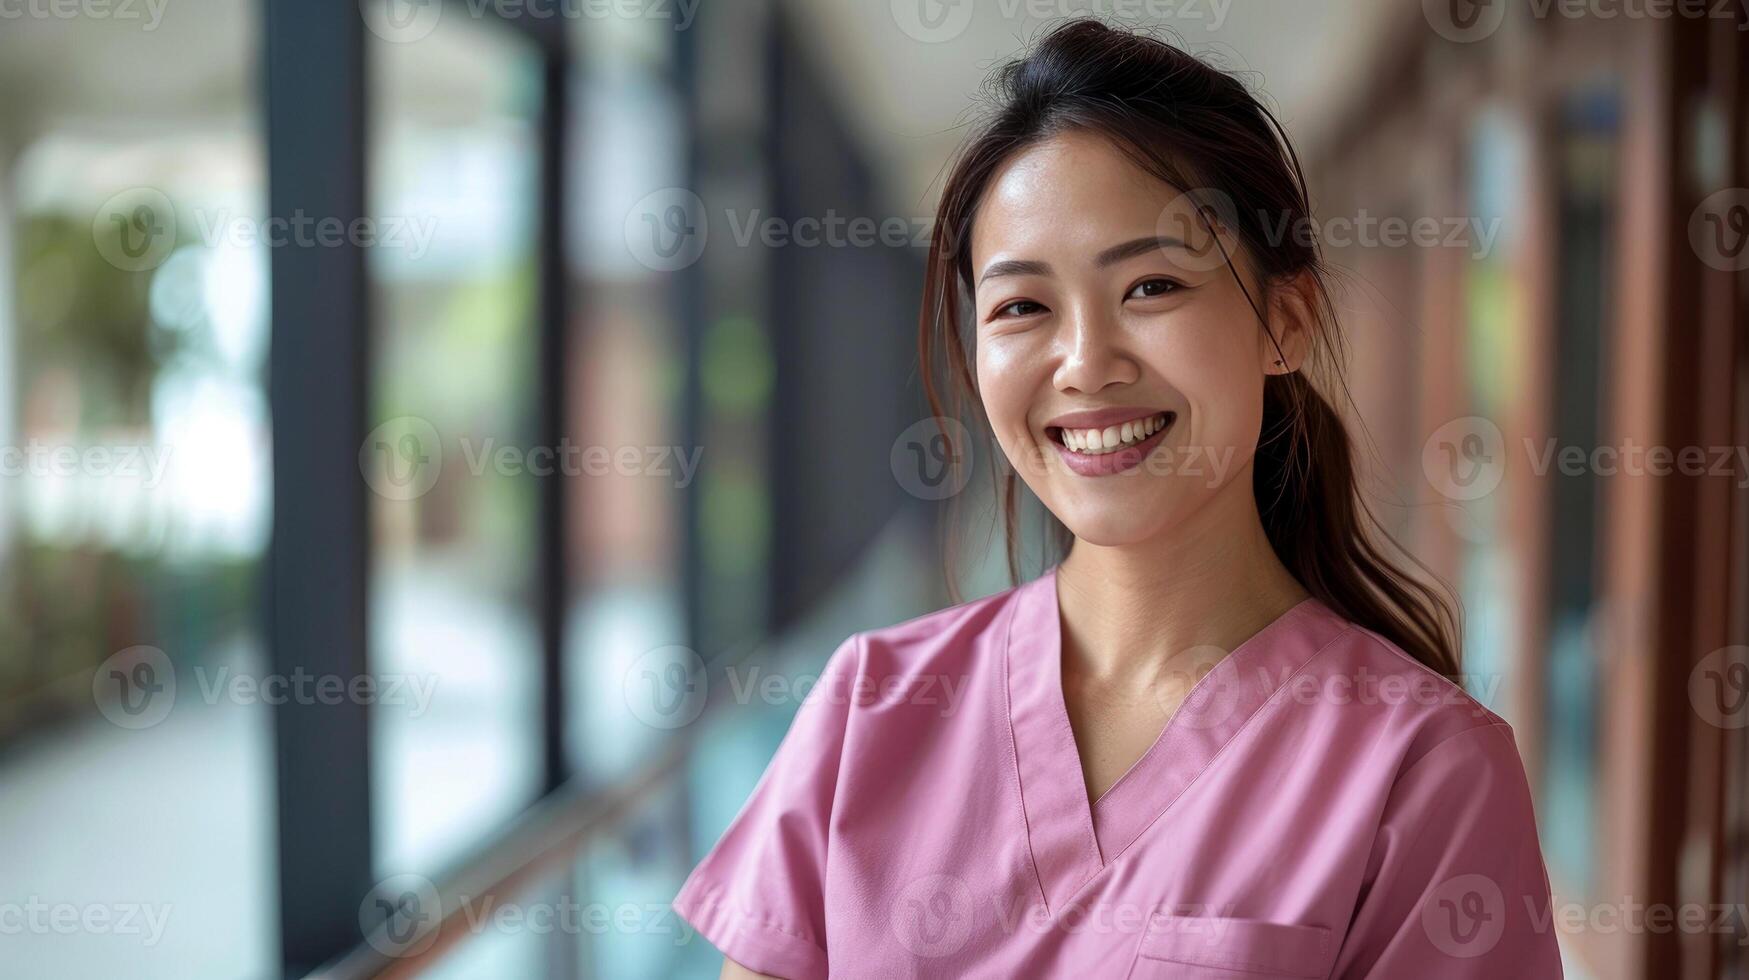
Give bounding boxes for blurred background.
[0,0,1745,977]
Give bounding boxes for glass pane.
[565,13,690,785]
[367,15,545,878]
[0,8,273,978]
[1539,86,1619,898]
[1455,107,1529,721]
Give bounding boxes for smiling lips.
[1044,408,1176,476]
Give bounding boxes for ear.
[1261,271,1317,376]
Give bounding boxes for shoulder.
[1290,610,1522,778]
[839,577,1027,674]
[800,579,1026,726]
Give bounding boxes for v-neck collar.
[1002,562,1351,912]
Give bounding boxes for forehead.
[970,130,1191,268]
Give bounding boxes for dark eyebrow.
[977,258,1052,285]
[1094,235,1194,267]
[977,235,1198,286]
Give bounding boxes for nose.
[1052,301,1138,394]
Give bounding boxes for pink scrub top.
[672,565,1561,978]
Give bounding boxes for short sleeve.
[1333,721,1563,978]
[671,632,862,980]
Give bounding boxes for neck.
[1054,461,1310,684]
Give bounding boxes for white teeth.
[1058,413,1170,455]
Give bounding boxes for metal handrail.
[311,740,689,980]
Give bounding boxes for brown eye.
[1126,278,1179,300]
[995,299,1046,318]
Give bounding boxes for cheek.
[974,337,1037,432]
[1143,316,1265,446]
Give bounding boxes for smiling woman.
[671,19,1561,980]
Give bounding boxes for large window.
[0,6,274,977]
[1540,84,1619,898]
[366,12,547,879]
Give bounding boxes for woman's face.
[970,130,1304,547]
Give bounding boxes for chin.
[1049,503,1171,548]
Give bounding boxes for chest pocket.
[1124,916,1335,979]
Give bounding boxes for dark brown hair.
[918,19,1460,677]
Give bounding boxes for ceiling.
[0,0,1414,209]
[785,0,1413,211]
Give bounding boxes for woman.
[673,20,1559,979]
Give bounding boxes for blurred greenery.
[0,211,252,741]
